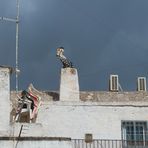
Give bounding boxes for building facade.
[0,66,148,148]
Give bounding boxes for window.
[121,121,148,146]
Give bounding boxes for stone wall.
[11,91,148,103]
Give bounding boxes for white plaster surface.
[0,67,10,133]
[60,68,79,101]
[36,102,148,140]
[0,140,72,148]
[1,66,148,141]
[9,123,45,137]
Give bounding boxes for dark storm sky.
[0,0,148,91]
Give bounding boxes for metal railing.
[72,139,148,148]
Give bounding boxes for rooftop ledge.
[42,100,148,107]
[10,91,148,107]
[0,136,71,141]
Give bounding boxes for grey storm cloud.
[0,0,148,91]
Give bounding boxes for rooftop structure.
[0,65,148,148]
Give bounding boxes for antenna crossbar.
[0,17,17,22]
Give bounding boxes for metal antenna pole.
[16,0,20,92]
[0,0,20,92]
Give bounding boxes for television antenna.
[0,0,20,92]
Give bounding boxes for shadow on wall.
[45,91,59,101]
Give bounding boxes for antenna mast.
[16,0,20,92]
[0,0,20,92]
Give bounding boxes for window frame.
[121,120,148,146]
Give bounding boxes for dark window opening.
[121,121,148,146]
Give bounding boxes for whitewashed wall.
[36,102,148,140]
[60,68,79,101]
[1,66,148,141]
[0,140,72,148]
[0,67,10,134]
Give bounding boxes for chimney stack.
[137,77,147,91]
[109,74,119,92]
[59,68,79,101]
